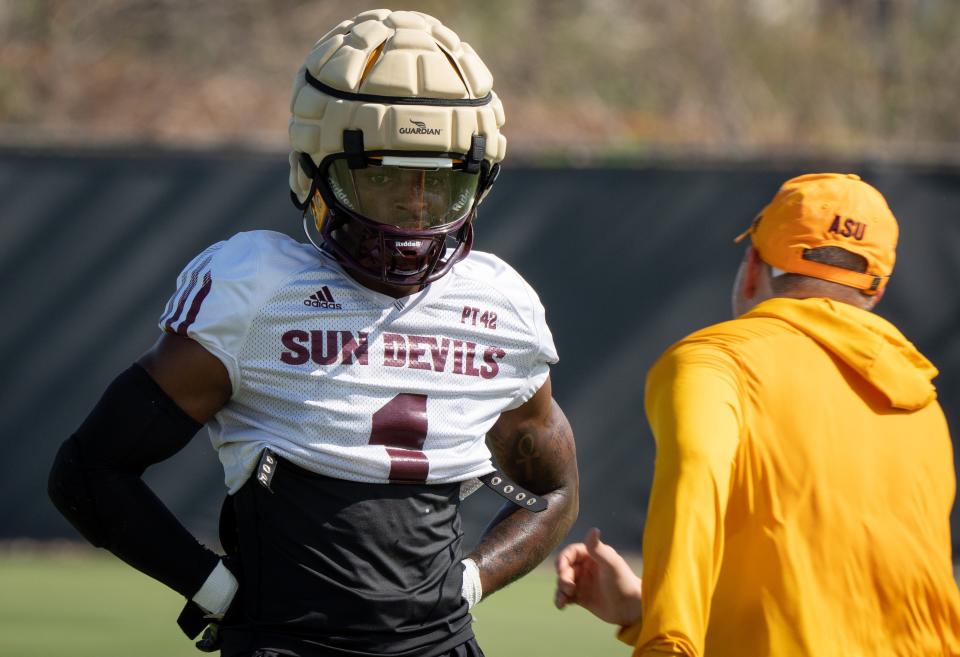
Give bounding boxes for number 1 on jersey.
[368,393,429,483]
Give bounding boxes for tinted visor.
[326,157,479,229]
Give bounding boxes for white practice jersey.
[158,230,558,493]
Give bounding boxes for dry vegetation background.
[0,0,958,161]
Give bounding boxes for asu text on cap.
[736,173,899,294]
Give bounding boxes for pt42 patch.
[461,306,497,329]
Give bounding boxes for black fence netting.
[2,148,958,551]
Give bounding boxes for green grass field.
[0,549,624,657]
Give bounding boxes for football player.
[48,9,579,657]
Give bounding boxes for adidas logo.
[304,286,342,309]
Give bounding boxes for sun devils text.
[280,330,505,378]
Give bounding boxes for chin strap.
[343,129,366,169]
[291,152,321,212]
[464,134,485,174]
[478,469,547,512]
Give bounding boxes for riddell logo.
[304,286,342,309]
[399,119,441,136]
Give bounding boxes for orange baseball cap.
[735,173,899,295]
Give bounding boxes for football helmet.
[289,9,506,286]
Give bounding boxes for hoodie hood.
[745,297,938,411]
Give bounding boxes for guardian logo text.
[399,119,441,136]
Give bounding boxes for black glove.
[195,622,222,653]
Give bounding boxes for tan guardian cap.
[288,9,506,206]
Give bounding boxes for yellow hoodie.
[621,297,960,657]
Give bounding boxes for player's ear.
[865,285,885,310]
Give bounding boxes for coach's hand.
[554,528,643,627]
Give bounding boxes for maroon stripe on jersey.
[176,271,212,336]
[369,393,430,483]
[160,294,176,324]
[384,448,430,483]
[163,255,213,332]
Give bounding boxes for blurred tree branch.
[0,0,956,159]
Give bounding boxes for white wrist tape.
[192,560,238,618]
[461,558,483,610]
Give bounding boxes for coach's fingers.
[584,528,627,571]
[555,542,585,570]
[555,544,586,593]
[584,527,602,550]
[555,543,589,581]
[555,540,594,609]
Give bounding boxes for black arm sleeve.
[48,363,220,598]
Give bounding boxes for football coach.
[554,173,960,656]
